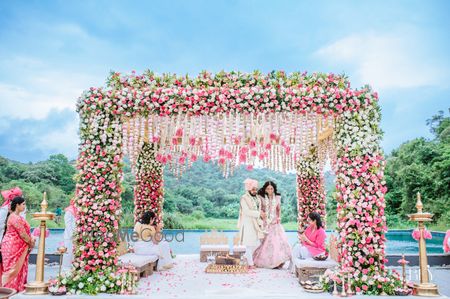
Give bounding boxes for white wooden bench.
[117,241,158,277]
[199,230,230,262]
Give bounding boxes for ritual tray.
[303,287,325,293]
[205,264,248,274]
[215,255,240,265]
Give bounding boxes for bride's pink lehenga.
[1,213,32,292]
[253,195,291,268]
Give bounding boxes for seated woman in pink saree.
[298,212,326,259]
[253,181,292,269]
[1,196,35,292]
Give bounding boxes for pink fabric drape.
[1,213,31,292]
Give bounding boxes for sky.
[0,0,449,163]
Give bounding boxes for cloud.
[0,109,79,162]
[0,57,104,119]
[313,28,449,90]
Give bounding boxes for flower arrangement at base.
[320,268,402,295]
[117,264,139,295]
[50,268,128,295]
[134,142,164,225]
[48,278,67,295]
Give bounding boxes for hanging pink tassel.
[32,228,50,238]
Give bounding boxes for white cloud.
[313,28,449,90]
[0,58,103,119]
[0,82,73,119]
[35,120,79,158]
[0,109,80,161]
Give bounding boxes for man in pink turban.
[237,178,265,268]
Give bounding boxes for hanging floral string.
[77,70,378,176]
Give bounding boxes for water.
[35,229,445,255]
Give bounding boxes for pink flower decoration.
[412,229,432,241]
[175,128,183,137]
[32,228,50,238]
[397,258,409,265]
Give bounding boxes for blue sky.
[0,0,449,162]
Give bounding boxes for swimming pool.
[34,229,445,255]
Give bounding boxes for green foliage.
[162,212,185,229]
[385,108,450,228]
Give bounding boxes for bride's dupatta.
[1,213,32,291]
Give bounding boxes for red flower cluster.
[134,142,164,225]
[296,150,326,231]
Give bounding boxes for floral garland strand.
[134,142,164,225]
[101,70,375,117]
[325,98,400,295]
[296,147,326,232]
[57,89,133,295]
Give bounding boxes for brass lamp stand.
[408,193,439,296]
[24,192,54,295]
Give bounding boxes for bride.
[253,181,291,269]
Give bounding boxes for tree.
[385,108,450,227]
[47,154,76,193]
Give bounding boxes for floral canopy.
[69,70,389,295]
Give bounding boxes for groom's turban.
[244,178,258,191]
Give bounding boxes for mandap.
[68,70,394,294]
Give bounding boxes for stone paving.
[13,257,450,299]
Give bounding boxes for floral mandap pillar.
[296,146,327,233]
[71,89,124,294]
[334,96,388,280]
[134,142,164,225]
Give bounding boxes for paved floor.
[14,255,450,299]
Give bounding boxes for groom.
[237,178,265,268]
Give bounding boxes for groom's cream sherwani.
[237,192,264,246]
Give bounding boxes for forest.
[0,109,448,230]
